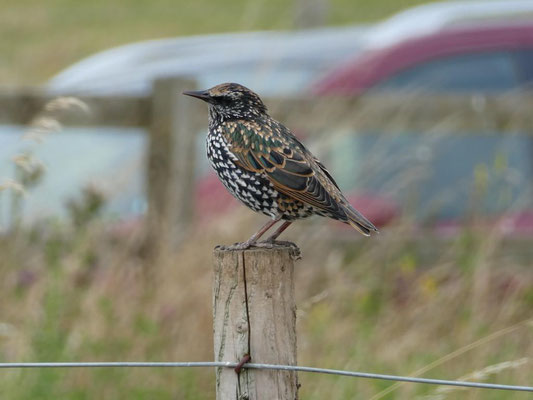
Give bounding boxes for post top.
[213,242,301,260]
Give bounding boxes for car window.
[328,133,533,220]
[373,51,521,92]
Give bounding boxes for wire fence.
[1,361,531,393]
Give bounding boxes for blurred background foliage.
[1,0,433,84]
[0,0,532,399]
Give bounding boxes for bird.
[183,83,377,249]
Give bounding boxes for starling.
[183,83,377,249]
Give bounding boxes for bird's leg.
[247,218,280,242]
[254,221,298,249]
[224,218,280,250]
[264,221,292,242]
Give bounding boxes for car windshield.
[372,51,522,92]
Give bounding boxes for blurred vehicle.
[311,23,533,234]
[48,1,533,97]
[313,23,533,95]
[5,1,533,231]
[47,27,368,97]
[362,0,533,49]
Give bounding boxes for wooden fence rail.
[1,79,533,251]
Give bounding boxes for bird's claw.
[254,239,296,248]
[216,240,301,259]
[254,240,301,260]
[218,241,255,251]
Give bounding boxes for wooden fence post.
[213,247,299,400]
[146,77,198,254]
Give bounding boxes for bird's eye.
[212,95,232,106]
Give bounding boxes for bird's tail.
[343,205,378,237]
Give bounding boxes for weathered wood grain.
[213,246,299,400]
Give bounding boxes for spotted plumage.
[184,83,377,248]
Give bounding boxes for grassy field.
[1,0,532,399]
[2,0,437,85]
[0,213,531,399]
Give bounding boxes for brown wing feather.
[223,119,377,234]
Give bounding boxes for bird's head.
[183,83,267,121]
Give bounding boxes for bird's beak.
[182,89,211,102]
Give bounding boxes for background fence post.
[213,247,299,400]
[146,77,197,255]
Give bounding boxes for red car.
[309,23,533,235]
[313,23,533,95]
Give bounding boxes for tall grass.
[0,209,531,399]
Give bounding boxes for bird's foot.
[217,241,255,251]
[216,240,301,259]
[254,240,301,260]
[254,239,297,248]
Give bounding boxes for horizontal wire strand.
[0,362,531,392]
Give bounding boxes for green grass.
[0,215,531,399]
[1,0,438,84]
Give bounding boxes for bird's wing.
[221,119,377,235]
